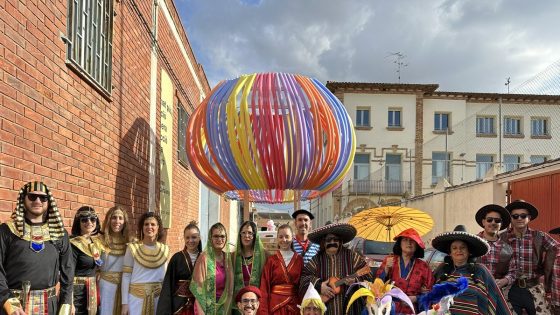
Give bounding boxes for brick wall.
[0,0,209,253]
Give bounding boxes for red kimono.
[375,256,434,314]
[259,251,303,315]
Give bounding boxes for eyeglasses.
[325,236,340,242]
[212,235,226,239]
[241,298,258,305]
[512,213,529,220]
[27,193,48,202]
[80,217,97,223]
[485,217,502,224]
[241,231,254,237]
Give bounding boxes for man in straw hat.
[292,209,320,264]
[474,204,516,289]
[505,200,558,315]
[431,225,511,314]
[0,181,73,315]
[299,222,372,315]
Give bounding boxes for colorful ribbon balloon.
[186,72,356,203]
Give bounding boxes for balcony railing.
[348,180,411,195]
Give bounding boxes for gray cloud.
[177,0,560,92]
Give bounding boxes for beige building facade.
[310,82,560,225]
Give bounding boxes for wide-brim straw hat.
[308,223,356,244]
[475,204,511,229]
[431,225,489,258]
[505,200,538,220]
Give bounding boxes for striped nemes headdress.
[11,181,66,240]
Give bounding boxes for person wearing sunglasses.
[70,206,105,315]
[0,181,73,315]
[299,223,373,315]
[474,204,516,291]
[505,199,559,315]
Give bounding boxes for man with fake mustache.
[299,223,372,315]
[235,285,261,315]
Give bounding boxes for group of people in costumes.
[1,181,559,315]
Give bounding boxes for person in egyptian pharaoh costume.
[98,206,131,315]
[70,206,105,315]
[121,212,169,315]
[0,181,73,315]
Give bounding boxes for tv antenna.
[387,52,408,83]
[505,77,511,94]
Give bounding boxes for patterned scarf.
[11,181,65,240]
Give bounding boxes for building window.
[434,113,450,131]
[531,117,549,137]
[356,108,370,127]
[503,155,521,172]
[385,154,401,181]
[530,155,547,164]
[476,154,494,180]
[178,104,189,167]
[476,116,495,135]
[504,117,522,136]
[432,152,451,185]
[388,109,402,128]
[353,154,370,180]
[66,0,114,95]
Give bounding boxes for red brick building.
[0,0,231,252]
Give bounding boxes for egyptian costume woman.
[70,206,105,315]
[259,224,303,315]
[157,221,202,315]
[121,212,169,315]
[430,225,512,315]
[375,228,434,314]
[98,206,131,315]
[232,221,266,315]
[0,181,73,315]
[190,222,234,315]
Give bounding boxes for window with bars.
[504,117,522,136]
[178,104,189,167]
[531,117,549,136]
[476,116,495,135]
[66,0,114,95]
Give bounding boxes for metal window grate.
[177,104,190,167]
[67,0,113,94]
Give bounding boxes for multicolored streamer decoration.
[186,72,356,203]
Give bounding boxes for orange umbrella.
[348,206,433,242]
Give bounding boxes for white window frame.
[531,117,549,137]
[504,116,522,136]
[530,155,548,164]
[66,0,114,95]
[356,107,371,127]
[432,152,451,185]
[476,116,495,135]
[388,108,402,128]
[434,112,450,131]
[353,153,370,180]
[503,154,521,172]
[385,153,402,181]
[476,154,494,180]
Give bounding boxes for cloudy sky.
[175,0,560,93]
